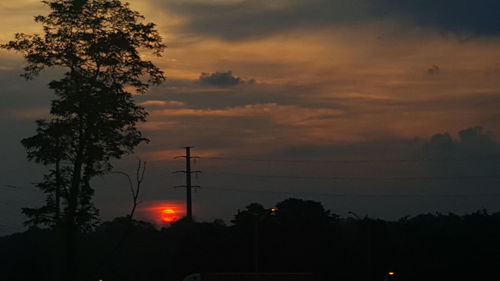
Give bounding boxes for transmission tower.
[174,147,200,221]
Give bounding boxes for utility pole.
[174,147,200,221]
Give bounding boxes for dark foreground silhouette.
[1,198,499,281]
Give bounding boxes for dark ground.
[2,198,500,281]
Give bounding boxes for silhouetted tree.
[275,198,336,227]
[3,199,500,281]
[232,202,268,227]
[1,0,165,280]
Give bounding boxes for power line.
[202,185,500,198]
[1,184,38,192]
[202,156,500,164]
[206,172,500,181]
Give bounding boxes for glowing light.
[137,200,185,227]
[388,272,395,276]
[161,208,178,223]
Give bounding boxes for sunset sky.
[1,0,500,234]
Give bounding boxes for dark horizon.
[2,197,500,281]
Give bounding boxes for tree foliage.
[1,0,165,230]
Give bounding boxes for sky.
[1,0,500,234]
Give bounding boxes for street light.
[254,207,278,272]
[384,271,395,281]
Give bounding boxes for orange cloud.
[139,100,186,108]
[3,0,500,155]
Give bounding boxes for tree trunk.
[63,135,84,281]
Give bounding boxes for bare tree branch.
[111,159,147,220]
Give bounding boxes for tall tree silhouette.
[1,0,165,279]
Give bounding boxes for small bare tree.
[111,159,147,220]
[93,159,147,279]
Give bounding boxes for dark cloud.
[424,126,498,159]
[158,0,372,40]
[427,65,440,76]
[421,126,500,182]
[378,0,500,37]
[157,0,500,40]
[199,71,242,86]
[199,71,254,87]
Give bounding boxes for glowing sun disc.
[161,208,178,223]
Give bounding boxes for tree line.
[1,198,499,281]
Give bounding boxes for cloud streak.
[154,0,500,40]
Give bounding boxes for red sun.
[160,208,178,223]
[138,201,184,226]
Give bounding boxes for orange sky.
[1,0,500,231]
[2,1,500,159]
